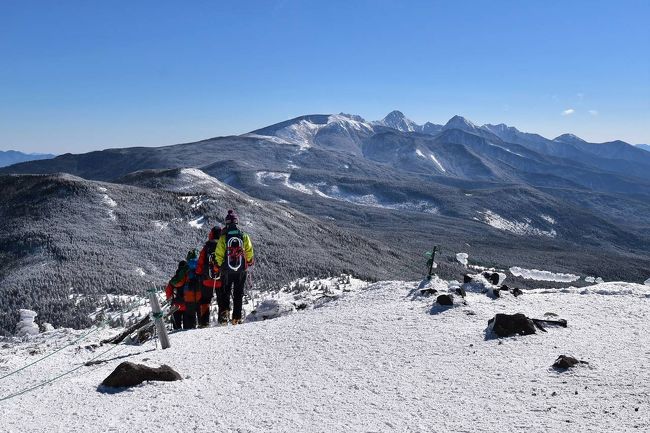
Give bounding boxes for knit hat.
[225,209,238,225]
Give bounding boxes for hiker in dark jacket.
[195,225,222,327]
[165,260,188,330]
[214,210,254,325]
[183,249,200,329]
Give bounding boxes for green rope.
[0,341,126,403]
[0,295,146,382]
[0,326,102,381]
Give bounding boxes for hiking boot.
[231,318,241,325]
[218,309,230,325]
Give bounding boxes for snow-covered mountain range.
[2,110,650,333]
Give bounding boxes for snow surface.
[429,153,446,172]
[510,266,581,283]
[174,168,227,194]
[541,214,556,225]
[480,210,557,238]
[99,193,117,221]
[255,173,439,214]
[188,216,205,229]
[1,280,649,432]
[487,141,524,157]
[456,252,469,266]
[258,114,374,152]
[152,220,169,231]
[585,276,604,284]
[645,278,650,286]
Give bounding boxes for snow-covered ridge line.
[510,266,580,282]
[255,171,438,214]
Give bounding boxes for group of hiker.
[165,209,254,329]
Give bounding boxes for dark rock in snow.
[420,288,438,296]
[488,313,537,337]
[511,287,523,297]
[463,274,472,284]
[436,294,454,305]
[483,272,500,285]
[101,362,181,388]
[553,355,588,370]
[455,286,466,297]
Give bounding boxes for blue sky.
[1,0,648,153]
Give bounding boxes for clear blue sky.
[1,0,648,153]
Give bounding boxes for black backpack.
[205,239,220,280]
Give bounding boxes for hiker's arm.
[196,247,206,276]
[215,235,226,267]
[244,233,254,265]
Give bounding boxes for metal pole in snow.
[149,287,171,349]
[427,246,438,280]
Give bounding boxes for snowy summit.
[1,277,648,432]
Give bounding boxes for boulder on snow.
[101,362,181,388]
[463,274,472,284]
[483,272,500,285]
[488,313,537,337]
[553,355,588,370]
[436,294,454,306]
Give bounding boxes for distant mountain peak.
[443,115,478,131]
[377,110,417,132]
[338,113,367,123]
[554,133,586,144]
[482,123,520,134]
[384,110,407,119]
[636,144,650,153]
[0,150,56,168]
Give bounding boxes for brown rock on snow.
[101,361,181,388]
[553,355,588,370]
[488,313,537,337]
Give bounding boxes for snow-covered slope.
[249,113,375,154]
[1,279,648,432]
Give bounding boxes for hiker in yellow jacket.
[214,209,254,325]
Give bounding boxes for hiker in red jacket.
[195,225,222,327]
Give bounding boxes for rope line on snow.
[0,295,148,382]
[0,326,102,381]
[0,340,127,403]
[0,290,171,402]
